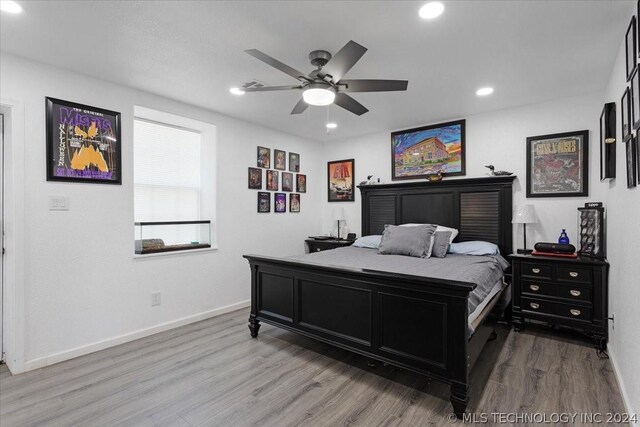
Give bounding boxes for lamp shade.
[512,204,537,224]
[332,207,345,221]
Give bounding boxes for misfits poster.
[46,97,121,184]
[527,131,588,197]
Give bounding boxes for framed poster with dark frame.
[600,102,616,181]
[526,130,589,198]
[289,152,300,172]
[282,172,293,192]
[274,193,287,212]
[46,97,122,184]
[274,149,286,170]
[296,174,306,193]
[622,88,632,142]
[633,68,640,130]
[626,16,637,82]
[391,119,465,180]
[626,136,638,188]
[328,159,355,202]
[248,167,262,189]
[290,193,300,212]
[257,146,270,168]
[266,169,279,191]
[257,192,271,213]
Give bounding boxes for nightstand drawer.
[556,266,591,284]
[522,280,591,303]
[521,297,591,322]
[521,262,552,279]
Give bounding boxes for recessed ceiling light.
[0,1,23,14]
[419,2,444,19]
[229,87,245,95]
[476,87,494,96]
[326,122,338,129]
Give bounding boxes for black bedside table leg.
[248,314,261,338]
[513,315,525,332]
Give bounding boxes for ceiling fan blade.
[334,93,369,116]
[245,49,309,82]
[317,40,367,83]
[243,85,303,92]
[338,79,408,93]
[291,98,309,115]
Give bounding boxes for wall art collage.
[250,146,305,213]
[621,3,640,188]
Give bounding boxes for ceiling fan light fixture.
[229,87,246,95]
[0,0,23,13]
[419,2,444,19]
[303,85,336,106]
[326,122,338,129]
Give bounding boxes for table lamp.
[512,204,537,254]
[332,207,345,239]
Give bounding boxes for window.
[133,107,217,253]
[134,119,202,222]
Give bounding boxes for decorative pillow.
[352,235,382,249]
[378,224,436,258]
[430,231,452,258]
[399,223,458,244]
[448,241,500,256]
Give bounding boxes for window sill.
[133,246,218,260]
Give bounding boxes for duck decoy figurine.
[485,165,513,176]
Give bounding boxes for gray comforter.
[290,246,509,315]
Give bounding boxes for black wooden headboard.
[358,176,516,256]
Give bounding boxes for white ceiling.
[0,1,633,141]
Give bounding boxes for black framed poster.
[46,97,122,184]
[526,130,589,197]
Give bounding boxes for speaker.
[534,242,576,254]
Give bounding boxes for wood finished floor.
[0,308,627,427]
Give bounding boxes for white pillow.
[352,235,382,249]
[399,223,458,244]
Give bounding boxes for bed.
[244,176,515,417]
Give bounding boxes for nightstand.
[305,239,353,253]
[510,254,609,351]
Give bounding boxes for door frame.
[1,99,26,374]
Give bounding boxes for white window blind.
[134,119,202,222]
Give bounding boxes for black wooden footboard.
[244,254,477,417]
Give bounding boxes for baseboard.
[20,300,250,373]
[608,346,638,425]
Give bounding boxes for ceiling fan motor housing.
[309,50,332,68]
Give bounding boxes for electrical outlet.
[49,195,69,211]
[151,292,161,306]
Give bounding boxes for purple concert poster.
[46,97,122,184]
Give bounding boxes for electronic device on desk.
[346,233,356,241]
[531,242,577,258]
[578,202,605,259]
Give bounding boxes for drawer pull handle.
[570,290,581,297]
[315,248,321,252]
[531,268,540,274]
[529,285,540,291]
[569,272,579,278]
[570,309,581,316]
[530,303,540,309]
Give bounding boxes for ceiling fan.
[234,40,408,116]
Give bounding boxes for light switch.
[49,196,69,211]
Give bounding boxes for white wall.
[0,53,323,372]
[601,18,640,417]
[321,92,606,247]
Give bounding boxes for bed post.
[248,263,261,338]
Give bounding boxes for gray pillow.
[378,224,436,258]
[430,231,452,258]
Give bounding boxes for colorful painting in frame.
[275,193,287,212]
[266,170,279,191]
[257,192,270,213]
[248,167,262,189]
[626,136,638,188]
[289,152,300,172]
[328,159,354,202]
[46,97,122,184]
[290,193,300,212]
[526,130,589,197]
[257,146,270,168]
[274,149,286,170]
[391,119,465,180]
[282,172,293,192]
[296,174,306,193]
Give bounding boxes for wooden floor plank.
[0,308,628,426]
